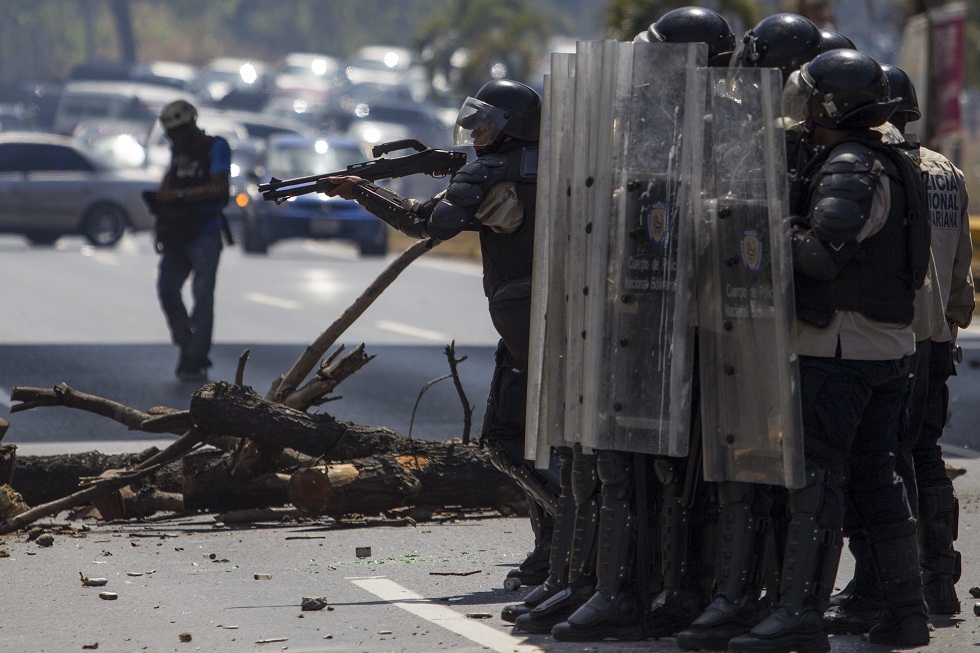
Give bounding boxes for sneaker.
[176,361,209,382]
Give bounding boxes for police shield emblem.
[740,229,761,276]
[646,201,668,248]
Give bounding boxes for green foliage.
[414,0,558,98]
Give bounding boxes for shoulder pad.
[430,199,473,240]
[821,142,879,175]
[810,196,867,242]
[816,144,884,204]
[452,154,508,184]
[444,176,486,209]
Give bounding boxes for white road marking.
[375,320,450,342]
[350,577,543,653]
[243,292,303,310]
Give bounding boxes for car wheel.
[358,230,388,257]
[243,219,268,255]
[82,202,128,247]
[24,232,59,247]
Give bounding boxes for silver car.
[0,131,158,247]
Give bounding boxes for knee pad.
[482,361,527,444]
[571,450,600,505]
[597,450,633,501]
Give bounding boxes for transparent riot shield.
[581,42,705,455]
[694,67,805,489]
[526,53,577,467]
[524,72,552,465]
[579,40,635,448]
[561,40,603,447]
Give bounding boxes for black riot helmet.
[819,29,856,52]
[732,13,823,82]
[880,63,921,128]
[646,7,736,65]
[454,79,541,152]
[784,49,898,130]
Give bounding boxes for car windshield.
[266,140,362,178]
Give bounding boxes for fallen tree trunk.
[11,448,182,506]
[190,382,348,460]
[7,383,526,521]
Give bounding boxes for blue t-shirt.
[199,136,231,216]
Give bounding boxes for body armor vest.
[792,132,929,326]
[470,142,538,297]
[171,136,216,190]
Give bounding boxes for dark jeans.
[799,354,912,533]
[912,341,955,491]
[157,227,222,366]
[893,339,931,514]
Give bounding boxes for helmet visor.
[453,96,508,148]
[781,70,813,124]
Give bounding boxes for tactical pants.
[799,355,913,532]
[157,227,223,367]
[482,340,561,509]
[911,340,955,490]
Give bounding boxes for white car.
[0,132,159,247]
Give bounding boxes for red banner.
[930,3,965,137]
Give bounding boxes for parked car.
[344,101,452,152]
[68,60,198,90]
[143,106,306,177]
[72,118,150,169]
[52,80,196,136]
[0,132,158,246]
[190,57,272,107]
[272,52,343,100]
[345,45,415,86]
[237,133,387,256]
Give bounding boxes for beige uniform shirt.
[919,145,975,341]
[795,160,916,360]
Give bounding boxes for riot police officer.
[825,63,974,633]
[321,79,562,591]
[521,7,739,642]
[886,65,973,618]
[729,49,931,652]
[677,16,828,651]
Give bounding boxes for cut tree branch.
[274,239,436,404]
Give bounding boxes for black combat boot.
[822,529,884,634]
[918,485,962,614]
[551,476,643,642]
[729,471,842,653]
[866,519,930,647]
[677,482,769,651]
[502,448,576,623]
[645,457,708,639]
[514,450,599,634]
[827,530,868,606]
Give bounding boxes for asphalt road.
[0,232,498,455]
[3,232,980,652]
[2,455,980,653]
